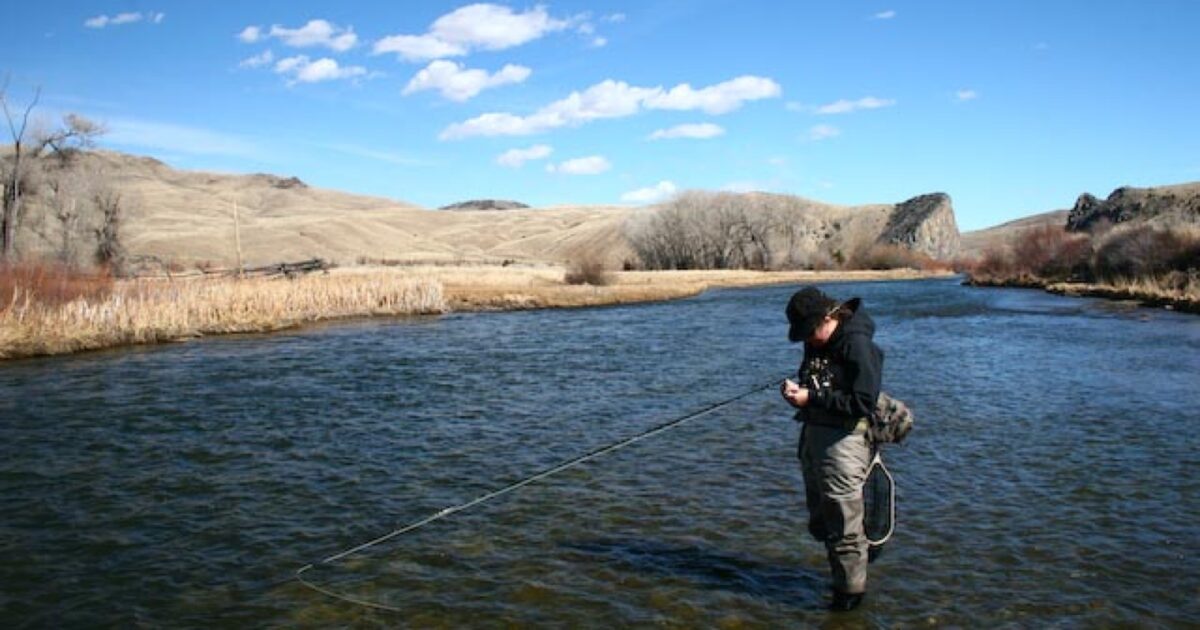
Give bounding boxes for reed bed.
[1046,273,1200,313]
[0,271,446,359]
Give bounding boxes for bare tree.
[93,189,124,271]
[1,77,39,260]
[47,166,98,266]
[1,76,106,260]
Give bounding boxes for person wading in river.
[781,286,883,612]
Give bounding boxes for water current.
[2,277,1197,628]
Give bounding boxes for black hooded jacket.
[797,298,884,428]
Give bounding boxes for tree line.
[623,190,929,271]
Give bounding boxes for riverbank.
[967,275,1200,314]
[0,265,951,360]
[427,265,949,311]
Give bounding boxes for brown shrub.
[0,262,113,311]
[564,258,614,286]
[1092,225,1200,281]
[846,244,947,271]
[1010,225,1091,279]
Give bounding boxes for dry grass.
[0,263,951,359]
[0,270,445,359]
[1047,272,1200,313]
[421,265,951,311]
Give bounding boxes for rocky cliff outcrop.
[440,199,530,211]
[1067,183,1200,231]
[877,193,960,259]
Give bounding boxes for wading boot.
[830,590,865,612]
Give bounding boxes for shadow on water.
[563,537,828,610]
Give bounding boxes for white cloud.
[374,4,571,61]
[269,19,357,52]
[441,79,658,139]
[374,34,466,61]
[239,49,274,69]
[591,36,608,48]
[873,10,897,20]
[645,76,782,115]
[440,75,780,140]
[403,60,530,102]
[85,12,162,29]
[546,155,611,175]
[808,124,841,141]
[238,26,263,43]
[956,89,979,101]
[104,118,265,159]
[648,123,725,140]
[815,96,895,114]
[496,144,553,168]
[606,13,627,23]
[621,180,677,203]
[274,56,367,84]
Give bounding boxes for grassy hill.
[8,149,957,273]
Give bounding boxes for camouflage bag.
[869,392,914,444]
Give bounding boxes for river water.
[1,278,1197,628]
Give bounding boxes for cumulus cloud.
[648,123,725,140]
[873,10,897,20]
[238,26,262,43]
[496,144,553,168]
[440,75,780,140]
[374,3,571,61]
[275,56,367,84]
[815,96,895,114]
[546,155,611,175]
[403,60,531,101]
[84,12,163,28]
[808,124,841,141]
[620,180,677,203]
[239,49,274,69]
[644,76,782,115]
[266,19,357,52]
[956,89,978,101]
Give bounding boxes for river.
[1,277,1197,628]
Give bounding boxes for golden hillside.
[9,149,955,271]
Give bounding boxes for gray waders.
[799,419,872,595]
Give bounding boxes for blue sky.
[2,1,1197,230]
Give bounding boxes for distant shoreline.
[0,266,953,361]
[966,276,1199,314]
[428,266,954,312]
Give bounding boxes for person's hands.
[781,379,810,408]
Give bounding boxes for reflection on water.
[1,278,1198,627]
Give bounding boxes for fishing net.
[863,451,895,547]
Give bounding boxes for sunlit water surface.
[2,278,1198,628]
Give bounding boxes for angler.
[782,286,885,612]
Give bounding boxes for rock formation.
[877,193,961,259]
[1067,183,1200,231]
[440,199,530,211]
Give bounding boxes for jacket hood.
[829,297,875,348]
